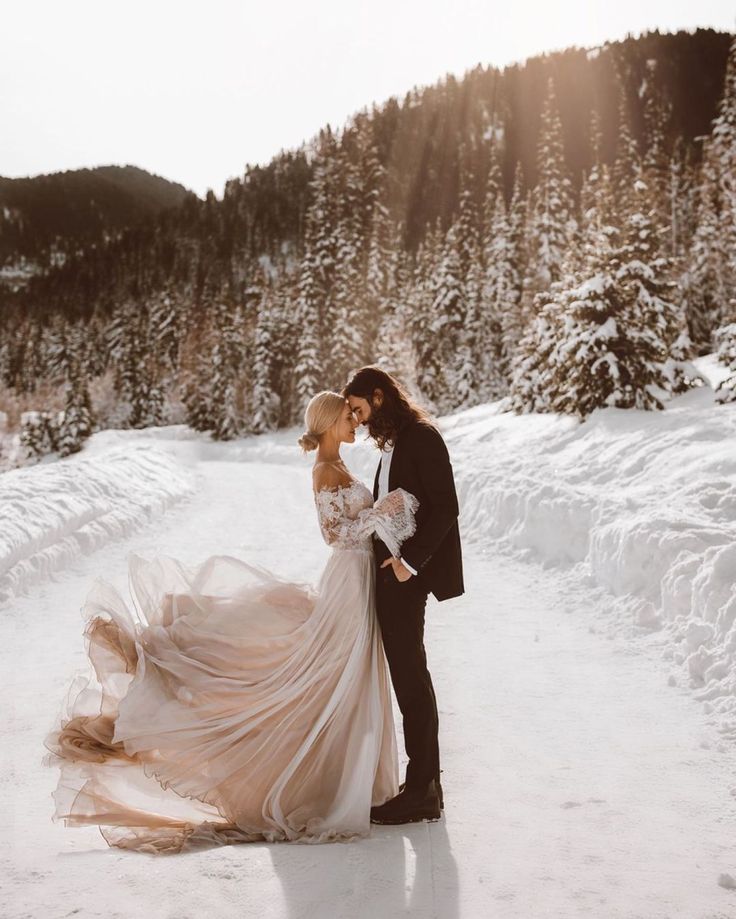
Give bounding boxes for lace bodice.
[314,479,419,556]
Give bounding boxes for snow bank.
[0,442,196,604]
[440,370,736,738]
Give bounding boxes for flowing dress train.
[44,479,418,853]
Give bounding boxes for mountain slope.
[0,164,194,269]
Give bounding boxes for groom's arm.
[399,425,459,573]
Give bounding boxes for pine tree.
[374,240,416,385]
[611,69,641,223]
[19,320,43,394]
[509,258,671,419]
[524,77,577,304]
[668,137,696,262]
[331,154,365,388]
[451,161,482,407]
[294,238,324,415]
[149,288,183,376]
[210,354,239,440]
[251,283,281,433]
[481,140,503,234]
[0,338,11,389]
[456,256,483,407]
[480,155,525,397]
[295,129,339,414]
[83,309,109,379]
[714,322,736,369]
[510,113,696,418]
[640,59,672,235]
[57,359,95,455]
[712,321,736,402]
[709,34,736,321]
[19,412,45,460]
[45,320,74,384]
[715,375,736,403]
[428,223,464,411]
[620,166,696,395]
[364,181,394,362]
[112,300,167,431]
[209,299,244,440]
[107,302,133,391]
[270,274,301,426]
[20,410,61,460]
[128,355,164,429]
[508,287,564,414]
[180,365,214,433]
[408,223,445,410]
[684,35,736,347]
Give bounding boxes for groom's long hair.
[343,366,433,450]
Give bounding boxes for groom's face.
[347,395,372,426]
[348,391,382,427]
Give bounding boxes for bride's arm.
[312,465,375,546]
[312,469,420,553]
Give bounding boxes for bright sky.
[3,1,734,198]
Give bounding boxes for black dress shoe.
[399,779,444,809]
[370,780,442,825]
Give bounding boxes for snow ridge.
[0,444,196,604]
[440,384,736,739]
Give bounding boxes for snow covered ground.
[0,439,196,604]
[440,358,736,744]
[2,365,736,918]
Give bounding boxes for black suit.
[372,420,464,792]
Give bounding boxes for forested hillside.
[1,27,735,467]
[0,164,191,279]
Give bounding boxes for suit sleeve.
[399,425,459,572]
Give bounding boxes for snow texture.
[0,439,196,604]
[439,359,736,739]
[2,366,736,917]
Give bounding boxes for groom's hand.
[381,557,412,582]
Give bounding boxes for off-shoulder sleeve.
[314,486,419,553]
[314,487,375,548]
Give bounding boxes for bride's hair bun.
[298,431,320,453]
[298,391,347,453]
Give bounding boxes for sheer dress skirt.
[44,549,399,854]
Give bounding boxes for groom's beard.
[364,404,395,447]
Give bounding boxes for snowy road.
[3,446,736,919]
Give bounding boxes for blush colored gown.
[44,477,419,854]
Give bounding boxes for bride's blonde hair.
[298,391,347,452]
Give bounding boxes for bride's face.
[334,401,359,444]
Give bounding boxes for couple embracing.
[45,366,464,852]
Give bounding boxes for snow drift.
[439,377,736,739]
[0,443,196,604]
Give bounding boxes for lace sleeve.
[313,485,420,553]
[371,488,420,557]
[314,487,376,548]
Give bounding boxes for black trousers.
[375,559,440,791]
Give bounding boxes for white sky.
[3,1,734,199]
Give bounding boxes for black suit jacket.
[373,420,464,602]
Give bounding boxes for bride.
[44,391,420,854]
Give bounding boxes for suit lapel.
[374,423,415,498]
[388,425,410,491]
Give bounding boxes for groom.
[344,366,464,824]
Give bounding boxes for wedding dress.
[44,473,419,854]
